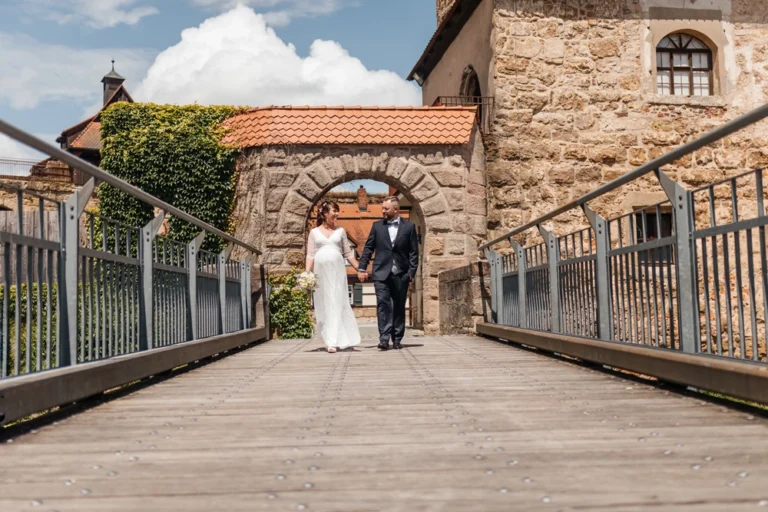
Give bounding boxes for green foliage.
[0,284,58,375]
[99,102,243,252]
[268,269,314,340]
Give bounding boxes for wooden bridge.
[2,334,767,511]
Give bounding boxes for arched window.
[656,34,713,97]
[460,66,482,98]
[459,66,485,130]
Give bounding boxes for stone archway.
[232,140,487,334]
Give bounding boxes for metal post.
[219,244,233,335]
[538,225,561,333]
[484,248,498,323]
[245,258,252,328]
[656,169,698,353]
[260,264,269,335]
[139,211,165,351]
[240,258,248,330]
[58,179,95,367]
[186,232,205,340]
[583,205,613,340]
[510,240,526,328]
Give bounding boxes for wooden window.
[635,210,674,264]
[656,34,713,97]
[353,284,364,306]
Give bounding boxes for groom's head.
[382,196,400,220]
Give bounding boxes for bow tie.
[385,220,399,226]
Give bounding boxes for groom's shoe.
[377,341,389,351]
[392,342,403,350]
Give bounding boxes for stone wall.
[438,261,491,334]
[0,177,76,210]
[487,0,768,243]
[230,136,487,334]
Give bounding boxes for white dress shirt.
[386,216,401,274]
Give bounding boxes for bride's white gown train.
[307,228,361,349]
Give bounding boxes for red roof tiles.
[221,106,477,147]
[69,120,102,151]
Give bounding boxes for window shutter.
[353,284,363,306]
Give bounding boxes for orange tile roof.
[221,106,477,147]
[69,120,102,151]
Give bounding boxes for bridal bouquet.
[296,271,317,291]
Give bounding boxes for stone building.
[223,106,487,333]
[411,0,768,241]
[417,0,768,353]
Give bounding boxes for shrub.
[268,269,313,340]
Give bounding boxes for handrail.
[478,101,768,250]
[0,119,260,255]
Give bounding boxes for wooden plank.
[1,335,767,511]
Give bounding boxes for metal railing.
[434,96,495,134]
[0,119,266,381]
[480,102,768,365]
[0,158,38,177]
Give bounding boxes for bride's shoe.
[327,347,337,353]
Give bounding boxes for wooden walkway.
[1,335,767,511]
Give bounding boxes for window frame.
[656,33,714,97]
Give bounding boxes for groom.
[358,196,419,351]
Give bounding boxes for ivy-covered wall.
[99,103,243,251]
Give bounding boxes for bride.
[305,200,362,353]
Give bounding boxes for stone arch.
[257,143,487,334]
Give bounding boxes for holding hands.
[357,270,368,282]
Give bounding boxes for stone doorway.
[225,106,487,334]
[305,178,426,330]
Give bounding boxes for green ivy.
[98,103,243,252]
[268,269,314,340]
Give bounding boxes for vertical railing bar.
[700,235,712,353]
[641,210,651,346]
[95,258,102,359]
[79,252,85,363]
[745,224,759,361]
[730,179,747,359]
[628,215,641,345]
[2,242,9,377]
[659,244,669,349]
[36,199,44,372]
[45,249,52,370]
[756,170,768,362]
[708,186,723,355]
[722,224,734,357]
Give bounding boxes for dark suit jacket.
[358,218,419,282]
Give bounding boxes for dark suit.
[358,218,419,345]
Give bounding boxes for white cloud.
[135,5,421,107]
[0,132,58,164]
[0,33,154,110]
[23,0,159,29]
[189,0,345,26]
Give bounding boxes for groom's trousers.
[374,272,409,344]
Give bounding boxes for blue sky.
[0,0,436,192]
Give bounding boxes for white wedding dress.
[307,227,361,349]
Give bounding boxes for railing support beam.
[187,232,206,341]
[538,225,561,333]
[582,205,613,341]
[510,240,526,329]
[59,179,96,367]
[219,244,234,334]
[139,211,165,351]
[656,169,698,354]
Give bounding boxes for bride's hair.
[316,200,340,227]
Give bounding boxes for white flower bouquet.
[296,271,317,292]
